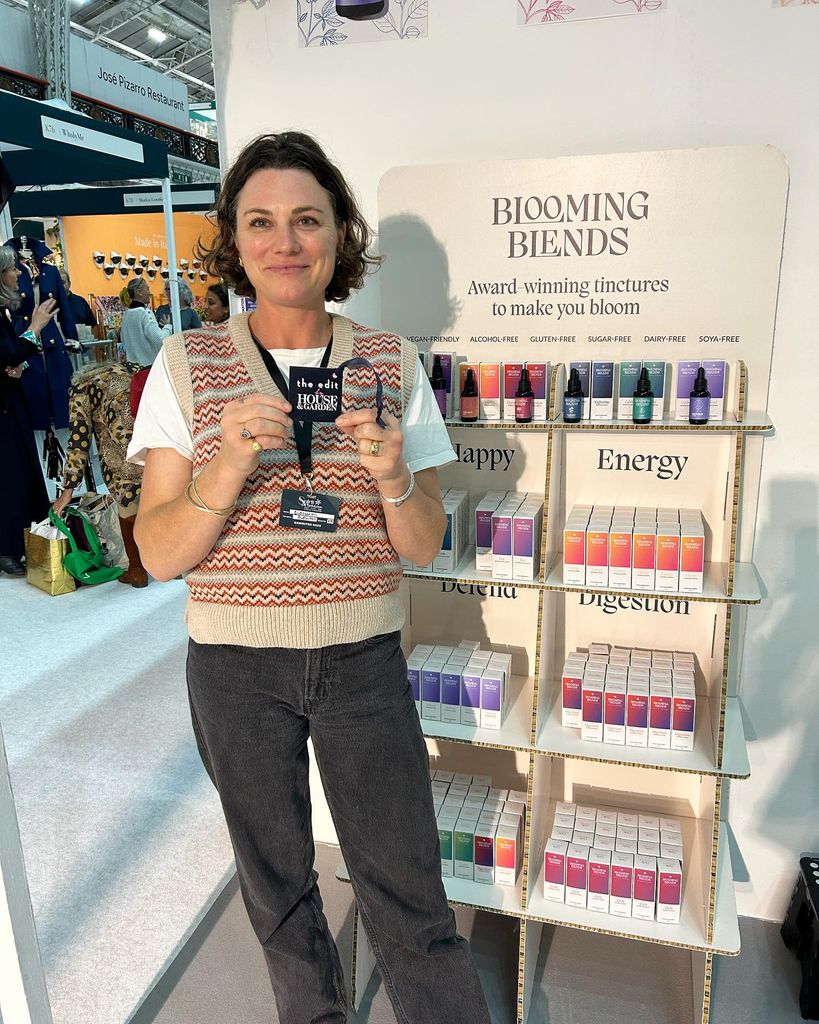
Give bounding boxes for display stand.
[337,361,772,1023]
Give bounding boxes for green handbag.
[48,507,124,585]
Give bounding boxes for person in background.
[203,283,230,325]
[120,278,173,367]
[0,244,56,576]
[53,360,148,587]
[59,270,97,328]
[155,279,202,331]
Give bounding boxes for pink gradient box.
[604,680,626,745]
[562,662,584,728]
[671,688,696,751]
[581,678,604,743]
[649,687,672,749]
[544,838,568,903]
[609,851,634,917]
[656,525,680,592]
[563,524,587,586]
[626,683,649,748]
[586,525,610,587]
[587,848,612,913]
[656,858,683,924]
[565,844,588,908]
[632,855,657,921]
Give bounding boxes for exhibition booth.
[3,3,819,1024]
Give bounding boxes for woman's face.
[205,289,229,322]
[1,264,21,290]
[138,280,151,303]
[233,168,344,314]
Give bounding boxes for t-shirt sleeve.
[401,358,458,474]
[126,346,194,466]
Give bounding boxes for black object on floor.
[0,554,25,576]
[781,855,819,1020]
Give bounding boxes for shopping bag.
[77,492,127,569]
[24,527,76,596]
[48,508,124,585]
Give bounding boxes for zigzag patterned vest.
[165,313,417,649]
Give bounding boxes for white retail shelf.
[544,558,763,605]
[535,692,749,778]
[335,859,524,918]
[403,554,543,591]
[526,816,739,955]
[420,676,535,752]
[550,413,773,432]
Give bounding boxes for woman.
[0,245,56,575]
[53,360,148,587]
[203,282,229,324]
[120,278,173,366]
[154,278,202,331]
[128,132,491,1024]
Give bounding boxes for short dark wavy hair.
[195,132,381,302]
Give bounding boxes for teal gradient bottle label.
[633,396,653,421]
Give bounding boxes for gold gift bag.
[24,528,76,596]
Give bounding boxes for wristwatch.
[380,470,415,508]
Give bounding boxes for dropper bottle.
[563,367,583,423]
[688,366,711,425]
[632,367,654,424]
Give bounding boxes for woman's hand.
[217,392,293,477]
[52,488,74,514]
[336,409,410,495]
[5,364,24,379]
[30,298,57,336]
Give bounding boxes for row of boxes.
[569,359,727,422]
[563,505,706,594]
[477,491,544,581]
[562,644,697,751]
[408,642,512,729]
[544,802,683,924]
[409,487,470,574]
[421,354,551,421]
[430,769,527,885]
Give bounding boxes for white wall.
[210,0,819,921]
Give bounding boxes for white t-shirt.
[127,344,457,475]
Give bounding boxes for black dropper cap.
[462,367,478,396]
[516,367,533,397]
[565,367,582,397]
[634,367,653,397]
[691,366,710,396]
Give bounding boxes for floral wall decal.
[297,0,428,47]
[518,0,666,25]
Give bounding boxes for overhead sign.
[41,115,145,163]
[123,189,216,208]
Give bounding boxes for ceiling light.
[148,26,168,43]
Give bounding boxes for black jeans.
[186,631,491,1024]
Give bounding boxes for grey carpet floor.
[1,575,234,1024]
[132,843,806,1024]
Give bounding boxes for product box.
[438,353,453,418]
[632,855,657,921]
[609,851,634,917]
[671,687,696,751]
[494,823,521,886]
[569,361,591,420]
[544,838,569,902]
[587,848,612,913]
[474,820,498,883]
[565,844,589,907]
[479,362,501,420]
[552,825,574,843]
[626,682,649,747]
[679,518,705,594]
[596,809,618,826]
[460,662,483,727]
[434,490,466,574]
[639,840,661,859]
[503,362,524,421]
[576,804,597,827]
[615,838,638,856]
[513,500,544,582]
[656,524,680,593]
[586,521,610,588]
[656,858,683,924]
[643,360,666,420]
[618,811,639,829]
[571,831,593,850]
[649,685,672,749]
[594,835,615,853]
[581,678,604,742]
[454,817,477,880]
[675,360,701,421]
[661,842,684,863]
[492,501,522,580]
[563,517,587,586]
[702,360,726,420]
[617,824,638,842]
[421,660,445,721]
[609,524,633,589]
[437,812,458,877]
[556,801,577,818]
[562,661,584,728]
[591,361,615,420]
[527,362,549,421]
[617,360,641,421]
[480,667,506,731]
[406,652,426,717]
[440,663,463,724]
[603,680,627,745]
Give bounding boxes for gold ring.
[251,440,263,453]
[369,440,381,457]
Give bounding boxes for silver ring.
[240,428,252,440]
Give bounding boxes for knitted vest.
[165,313,417,649]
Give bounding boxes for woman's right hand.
[30,298,57,336]
[217,392,293,476]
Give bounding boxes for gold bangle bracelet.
[184,478,237,518]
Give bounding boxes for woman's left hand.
[336,409,409,489]
[5,364,24,379]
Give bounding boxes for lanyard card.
[279,488,340,533]
[289,366,343,422]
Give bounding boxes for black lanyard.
[252,333,333,480]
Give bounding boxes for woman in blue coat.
[4,236,77,430]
